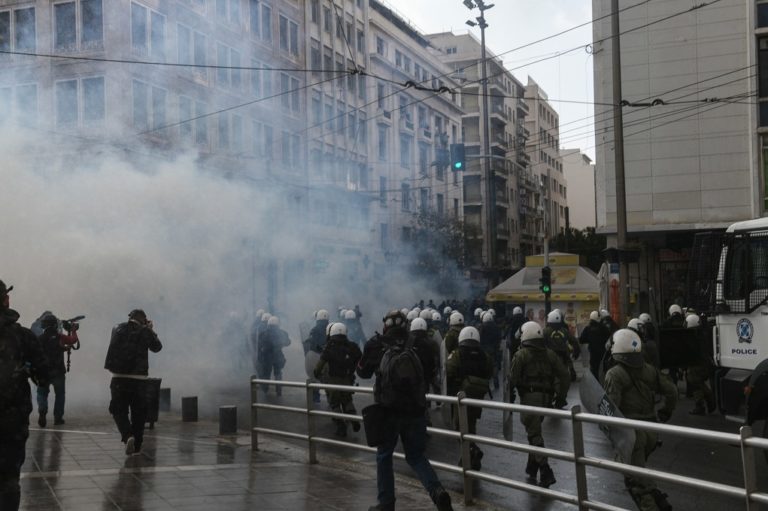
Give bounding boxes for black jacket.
[0,307,50,434]
[38,327,68,376]
[580,320,610,355]
[104,320,162,376]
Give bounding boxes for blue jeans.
[37,373,66,419]
[376,413,441,507]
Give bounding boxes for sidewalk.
[21,411,498,511]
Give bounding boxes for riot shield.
[502,345,513,440]
[305,350,321,380]
[578,371,635,464]
[440,339,452,426]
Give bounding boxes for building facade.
[560,148,596,229]
[591,0,756,313]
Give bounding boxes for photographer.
[35,313,78,427]
[104,309,162,456]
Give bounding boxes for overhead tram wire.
[333,1,360,73]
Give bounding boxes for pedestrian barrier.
[250,377,768,510]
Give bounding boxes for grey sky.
[385,0,596,159]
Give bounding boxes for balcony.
[401,114,414,131]
[517,124,530,139]
[492,133,509,149]
[491,102,508,121]
[495,189,509,204]
[382,109,392,120]
[491,158,508,175]
[517,98,529,115]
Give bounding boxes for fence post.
[251,376,259,451]
[456,391,473,505]
[570,405,589,510]
[306,379,318,464]
[739,426,757,511]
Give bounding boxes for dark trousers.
[0,432,28,511]
[109,378,147,449]
[37,373,66,419]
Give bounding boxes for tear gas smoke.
[0,124,470,415]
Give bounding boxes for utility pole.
[611,0,630,322]
[464,0,496,286]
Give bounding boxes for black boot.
[469,443,484,470]
[54,417,65,426]
[38,413,46,428]
[651,489,673,511]
[334,420,347,438]
[429,486,454,511]
[525,455,539,483]
[539,463,556,488]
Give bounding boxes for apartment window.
[379,176,387,204]
[82,77,104,121]
[418,144,429,175]
[323,46,333,78]
[0,7,36,53]
[195,101,207,144]
[377,83,386,109]
[337,101,345,132]
[420,188,428,213]
[56,80,78,127]
[279,15,288,51]
[347,59,356,92]
[323,6,331,32]
[177,25,208,79]
[348,110,356,139]
[356,29,365,53]
[216,44,240,89]
[179,96,193,140]
[378,125,388,161]
[395,50,402,68]
[376,36,385,56]
[358,114,367,143]
[251,60,263,97]
[454,198,459,218]
[54,3,76,50]
[131,3,165,60]
[437,194,444,216]
[234,116,246,154]
[760,37,768,126]
[218,113,230,149]
[263,124,273,158]
[358,73,365,100]
[132,80,166,133]
[216,0,240,23]
[249,0,259,35]
[380,223,388,249]
[311,90,321,123]
[310,0,319,23]
[15,84,37,124]
[53,1,103,51]
[760,3,768,27]
[261,4,272,42]
[325,101,334,129]
[400,135,412,168]
[401,183,410,211]
[279,74,300,112]
[310,39,321,71]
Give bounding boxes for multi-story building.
[591,0,753,312]
[560,148,596,229]
[368,2,464,277]
[525,78,567,246]
[426,31,530,277]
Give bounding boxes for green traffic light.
[541,285,551,293]
[454,162,462,169]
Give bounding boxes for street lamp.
[463,0,497,285]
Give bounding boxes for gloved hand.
[553,398,568,409]
[657,409,672,423]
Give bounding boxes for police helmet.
[400,307,410,316]
[685,315,700,328]
[520,321,545,348]
[487,308,496,317]
[256,308,265,318]
[599,309,610,318]
[406,310,418,322]
[129,309,147,322]
[412,307,422,316]
[316,309,330,321]
[449,311,464,326]
[329,322,347,337]
[513,306,523,315]
[474,307,483,317]
[639,312,652,324]
[443,306,452,316]
[611,329,643,368]
[344,309,356,320]
[410,318,428,332]
[419,309,433,321]
[627,318,642,332]
[458,326,480,345]
[547,309,562,324]
[481,311,493,323]
[668,304,682,317]
[261,312,271,322]
[589,311,599,321]
[432,311,442,323]
[268,316,280,327]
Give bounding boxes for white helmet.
[329,322,348,337]
[406,310,418,322]
[443,306,452,315]
[432,311,442,322]
[639,313,652,324]
[589,311,599,321]
[458,326,480,344]
[611,329,643,367]
[344,309,356,320]
[520,321,544,347]
[256,308,265,318]
[449,311,464,326]
[482,311,493,323]
[474,307,483,317]
[410,318,428,332]
[513,306,523,315]
[412,307,422,316]
[261,312,271,322]
[340,308,348,318]
[267,316,280,327]
[627,318,642,332]
[487,308,496,317]
[599,309,610,318]
[419,309,433,321]
[547,310,562,324]
[400,307,409,316]
[316,309,330,321]
[686,315,700,328]
[668,304,682,316]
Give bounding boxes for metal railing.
[250,378,768,510]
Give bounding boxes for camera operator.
[35,313,78,427]
[0,280,50,510]
[104,309,162,456]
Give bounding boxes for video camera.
[59,315,85,371]
[61,315,85,335]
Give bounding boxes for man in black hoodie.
[104,309,162,456]
[0,280,50,511]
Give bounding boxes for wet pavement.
[21,410,497,511]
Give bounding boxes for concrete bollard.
[181,396,198,422]
[159,388,171,412]
[219,405,237,435]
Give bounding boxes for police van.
[687,218,768,447]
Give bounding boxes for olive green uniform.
[443,326,461,355]
[446,342,494,434]
[314,335,362,436]
[509,344,570,471]
[604,362,677,511]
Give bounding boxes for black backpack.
[458,344,490,398]
[376,337,426,410]
[258,333,274,360]
[325,339,356,378]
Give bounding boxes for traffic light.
[539,266,552,295]
[449,143,466,171]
